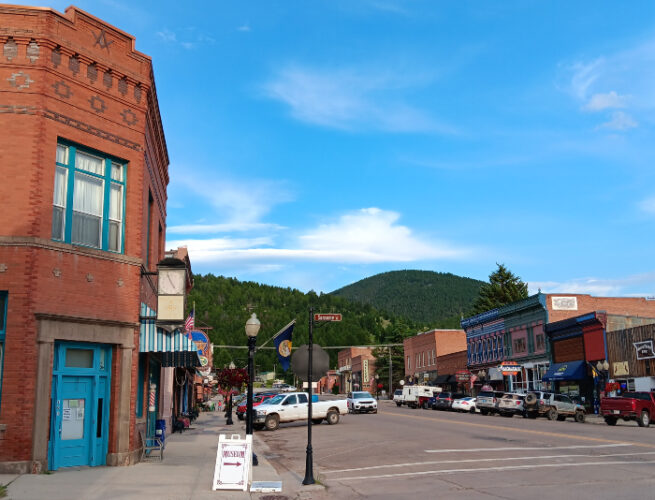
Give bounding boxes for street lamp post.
[303,307,315,485]
[375,373,380,400]
[245,313,261,466]
[226,361,236,425]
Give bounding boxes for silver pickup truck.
[476,390,505,415]
[254,392,348,431]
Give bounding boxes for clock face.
[159,269,185,295]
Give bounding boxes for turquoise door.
[49,342,111,470]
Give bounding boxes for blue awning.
[541,360,587,381]
[139,303,201,368]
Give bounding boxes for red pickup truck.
[600,391,655,427]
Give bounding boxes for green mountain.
[188,274,417,377]
[330,270,485,327]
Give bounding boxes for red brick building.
[403,329,467,386]
[337,347,377,394]
[0,5,195,473]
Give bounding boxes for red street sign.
[314,313,342,322]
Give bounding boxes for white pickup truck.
[254,392,348,431]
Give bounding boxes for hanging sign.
[499,362,521,375]
[634,340,655,360]
[212,434,252,491]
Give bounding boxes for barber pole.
[149,384,156,412]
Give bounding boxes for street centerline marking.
[324,450,655,474]
[388,410,655,448]
[424,443,631,453]
[336,459,655,481]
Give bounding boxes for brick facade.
[0,5,168,472]
[337,347,376,393]
[403,329,466,383]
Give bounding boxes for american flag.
[184,312,194,332]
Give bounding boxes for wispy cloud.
[583,91,628,112]
[168,207,473,267]
[167,222,284,235]
[155,28,215,49]
[262,65,456,134]
[598,111,638,130]
[530,272,655,297]
[563,36,655,131]
[237,24,251,32]
[639,197,655,215]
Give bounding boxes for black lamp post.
[245,313,260,466]
[226,361,235,425]
[375,373,380,400]
[303,307,315,485]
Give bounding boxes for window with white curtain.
[52,143,126,252]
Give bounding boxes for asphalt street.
[258,399,655,499]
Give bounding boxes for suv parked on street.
[476,390,505,415]
[498,393,526,417]
[431,392,467,411]
[525,391,585,422]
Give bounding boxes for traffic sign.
[314,313,342,322]
[291,344,330,382]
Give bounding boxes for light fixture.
[602,360,610,371]
[245,313,261,338]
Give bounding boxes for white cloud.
[583,91,627,112]
[237,24,251,32]
[171,171,294,228]
[598,111,638,131]
[156,29,177,43]
[168,207,472,267]
[167,222,284,235]
[530,272,655,297]
[639,197,655,215]
[262,65,455,134]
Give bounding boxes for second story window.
[52,142,126,253]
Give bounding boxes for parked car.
[600,391,655,427]
[272,383,295,392]
[525,392,585,422]
[236,393,276,420]
[497,393,526,417]
[347,391,378,413]
[476,390,505,415]
[432,392,467,411]
[452,396,477,413]
[393,389,404,406]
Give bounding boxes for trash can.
[155,419,166,446]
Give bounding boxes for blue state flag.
[273,320,295,371]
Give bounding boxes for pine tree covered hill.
[330,270,485,326]
[188,274,418,376]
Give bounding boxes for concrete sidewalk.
[1,406,323,500]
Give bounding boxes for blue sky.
[27,1,655,295]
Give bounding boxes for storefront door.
[49,342,111,470]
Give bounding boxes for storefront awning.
[541,360,586,381]
[140,304,201,368]
[434,374,451,384]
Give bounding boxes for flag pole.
[257,319,296,350]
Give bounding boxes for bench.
[139,428,164,461]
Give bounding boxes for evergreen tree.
[471,264,529,314]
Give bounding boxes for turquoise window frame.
[0,291,8,414]
[53,140,127,253]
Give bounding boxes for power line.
[211,343,403,350]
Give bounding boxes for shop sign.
[612,361,630,377]
[189,330,211,358]
[213,434,252,491]
[551,296,578,311]
[455,370,471,382]
[633,340,655,360]
[499,362,521,375]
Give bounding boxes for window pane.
[65,349,94,368]
[72,212,101,247]
[53,166,67,207]
[56,145,69,164]
[76,151,104,175]
[73,173,103,216]
[110,183,123,221]
[52,206,64,240]
[61,399,85,440]
[108,221,120,252]
[111,162,123,181]
[0,294,6,330]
